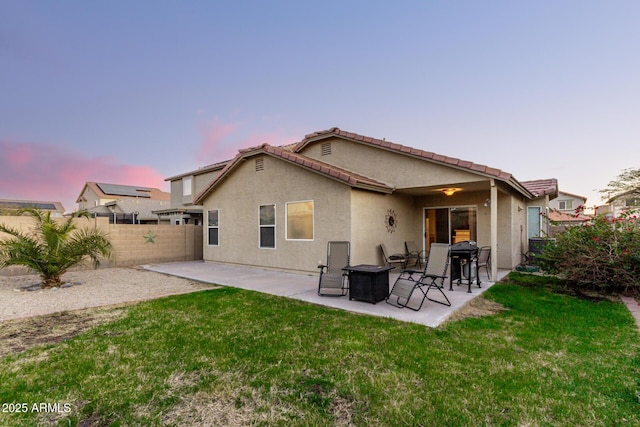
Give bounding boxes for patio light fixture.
[441,188,462,197]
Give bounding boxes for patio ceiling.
[395,180,494,197]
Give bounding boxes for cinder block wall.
[105,223,203,267]
[0,216,203,276]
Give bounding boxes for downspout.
[490,179,498,280]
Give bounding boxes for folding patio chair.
[380,243,407,270]
[318,241,350,296]
[404,241,425,269]
[477,246,492,280]
[386,243,451,311]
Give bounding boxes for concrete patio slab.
[142,261,510,327]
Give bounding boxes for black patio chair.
[404,240,426,269]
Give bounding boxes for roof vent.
[255,157,264,172]
[321,142,332,156]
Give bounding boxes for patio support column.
[490,179,498,280]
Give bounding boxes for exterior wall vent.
[255,157,264,171]
[321,142,332,156]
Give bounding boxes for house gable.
[200,151,355,272]
[195,144,392,205]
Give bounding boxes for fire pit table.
[343,264,393,304]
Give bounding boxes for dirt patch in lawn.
[0,305,130,358]
[446,296,508,323]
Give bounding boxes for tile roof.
[548,209,591,222]
[195,143,393,204]
[193,127,559,203]
[521,179,558,198]
[296,127,515,182]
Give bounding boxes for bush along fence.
[536,209,640,293]
[0,216,203,276]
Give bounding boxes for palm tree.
[0,209,113,288]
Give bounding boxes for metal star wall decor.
[143,230,157,244]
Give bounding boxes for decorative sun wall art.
[385,209,398,233]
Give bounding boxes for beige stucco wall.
[350,190,418,266]
[169,169,224,208]
[300,137,488,188]
[0,216,202,276]
[201,155,352,273]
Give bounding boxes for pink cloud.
[197,116,301,163]
[0,139,167,212]
[197,117,241,163]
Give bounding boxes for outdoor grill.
[449,240,480,293]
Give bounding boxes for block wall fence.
[0,216,203,276]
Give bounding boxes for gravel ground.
[0,267,217,322]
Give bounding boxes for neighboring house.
[155,160,229,225]
[158,144,300,225]
[76,182,170,224]
[597,190,640,218]
[546,191,590,235]
[189,127,558,277]
[0,199,66,217]
[549,190,586,213]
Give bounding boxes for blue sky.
[2,1,639,212]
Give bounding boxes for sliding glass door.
[424,207,477,252]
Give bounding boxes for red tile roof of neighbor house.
[520,179,559,198]
[548,209,591,222]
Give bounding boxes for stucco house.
[548,190,587,213]
[190,128,558,278]
[546,191,590,235]
[596,190,640,218]
[154,160,229,225]
[76,182,170,224]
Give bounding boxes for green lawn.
[1,275,639,426]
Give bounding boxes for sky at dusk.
[2,1,639,212]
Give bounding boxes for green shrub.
[536,210,640,292]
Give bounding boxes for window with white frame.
[259,204,276,248]
[558,200,573,210]
[207,209,219,245]
[286,201,314,240]
[183,177,192,197]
